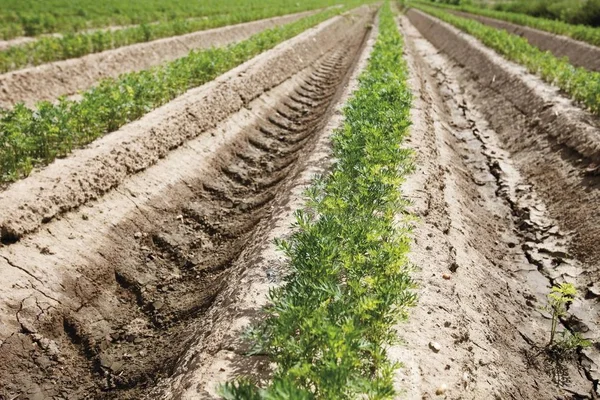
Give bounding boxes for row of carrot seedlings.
[0,1,369,74]
[221,3,417,399]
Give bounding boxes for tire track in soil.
[0,26,369,400]
[389,15,598,399]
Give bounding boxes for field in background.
[428,0,600,27]
[0,0,359,39]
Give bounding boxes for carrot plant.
[544,283,591,351]
[221,3,417,398]
[0,0,360,40]
[0,7,350,182]
[412,3,600,117]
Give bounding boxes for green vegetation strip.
[0,0,355,39]
[412,4,600,117]
[221,3,417,399]
[0,7,350,182]
[0,10,317,74]
[414,1,600,47]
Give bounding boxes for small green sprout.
[545,283,591,351]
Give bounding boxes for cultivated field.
[0,0,598,399]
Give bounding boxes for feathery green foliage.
[221,3,417,399]
[0,0,358,39]
[0,2,369,73]
[544,283,591,351]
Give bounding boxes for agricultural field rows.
[415,0,600,47]
[0,7,348,183]
[222,4,416,397]
[0,0,359,39]
[410,3,600,116]
[0,8,334,73]
[0,10,327,111]
[437,8,600,72]
[0,0,599,399]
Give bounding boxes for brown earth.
[449,9,600,72]
[0,6,374,399]
[388,9,600,399]
[0,9,320,109]
[147,20,377,399]
[1,4,599,400]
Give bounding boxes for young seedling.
[545,283,590,351]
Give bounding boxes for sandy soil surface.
[387,10,600,399]
[449,9,600,72]
[0,6,374,399]
[0,9,320,109]
[0,8,368,245]
[1,4,599,400]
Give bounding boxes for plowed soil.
[389,10,600,399]
[0,7,374,400]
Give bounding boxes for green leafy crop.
[0,2,369,74]
[221,3,417,399]
[0,0,363,40]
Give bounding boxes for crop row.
[412,4,600,117]
[221,3,417,399]
[0,7,349,182]
[414,0,600,48]
[0,0,354,40]
[0,8,326,73]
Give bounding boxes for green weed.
[544,283,591,351]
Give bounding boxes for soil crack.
[0,254,45,286]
